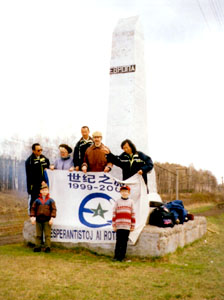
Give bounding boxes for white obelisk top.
[106,16,158,194]
[106,16,149,155]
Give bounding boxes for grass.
[0,214,224,300]
[186,204,215,214]
[161,192,224,207]
[1,191,224,299]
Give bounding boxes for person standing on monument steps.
[50,144,74,171]
[73,126,93,171]
[81,131,112,173]
[106,139,153,191]
[25,143,50,213]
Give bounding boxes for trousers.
[35,221,51,248]
[114,229,130,261]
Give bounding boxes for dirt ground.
[0,191,27,246]
[0,191,224,246]
[193,202,224,216]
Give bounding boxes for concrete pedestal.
[23,216,206,257]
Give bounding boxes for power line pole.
[176,168,179,200]
[176,167,187,200]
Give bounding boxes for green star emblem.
[91,203,108,219]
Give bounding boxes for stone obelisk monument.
[106,16,158,194]
[106,16,148,153]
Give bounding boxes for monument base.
[23,216,206,257]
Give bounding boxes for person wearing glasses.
[81,131,112,173]
[25,143,50,213]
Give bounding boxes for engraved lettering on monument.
[110,64,136,75]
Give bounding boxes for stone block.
[23,219,36,245]
[23,216,206,257]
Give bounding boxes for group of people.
[25,125,154,260]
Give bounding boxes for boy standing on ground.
[112,185,135,261]
[30,183,56,253]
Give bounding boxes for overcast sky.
[0,0,223,183]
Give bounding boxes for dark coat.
[164,200,188,224]
[73,137,94,168]
[107,151,153,185]
[25,153,50,194]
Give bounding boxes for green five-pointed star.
[91,203,108,218]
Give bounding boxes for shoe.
[45,247,51,253]
[113,256,123,262]
[33,247,41,252]
[112,257,121,262]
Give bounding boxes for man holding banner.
[81,131,113,173]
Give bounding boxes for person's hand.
[49,218,54,226]
[75,166,79,171]
[130,228,134,232]
[138,170,143,175]
[69,167,75,172]
[50,165,55,170]
[113,227,117,232]
[82,166,87,173]
[104,166,111,173]
[30,217,36,225]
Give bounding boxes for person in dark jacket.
[73,126,94,171]
[30,183,56,253]
[25,143,50,212]
[107,139,153,189]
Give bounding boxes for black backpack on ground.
[149,206,175,228]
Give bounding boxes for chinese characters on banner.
[46,170,149,244]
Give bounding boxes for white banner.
[47,170,150,244]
